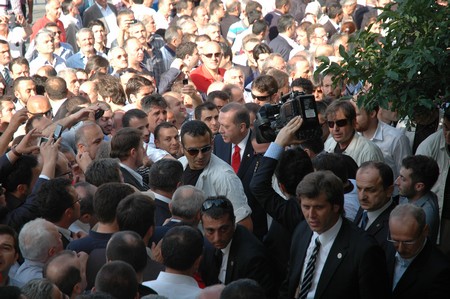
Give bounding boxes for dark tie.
[298,237,321,299]
[231,145,241,173]
[2,68,11,85]
[213,249,223,283]
[360,211,369,230]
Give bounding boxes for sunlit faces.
[300,192,340,234]
[155,126,180,157]
[311,27,328,46]
[224,69,245,90]
[126,39,145,63]
[256,53,269,72]
[129,85,154,106]
[77,124,104,160]
[77,30,95,54]
[46,0,62,20]
[97,109,114,135]
[322,74,340,99]
[327,108,355,148]
[36,33,55,54]
[293,60,310,80]
[64,72,80,96]
[194,7,209,26]
[218,109,247,144]
[202,213,235,249]
[79,81,98,103]
[129,23,148,45]
[14,80,36,103]
[356,166,393,212]
[250,88,276,106]
[205,26,221,42]
[147,106,168,133]
[182,132,212,170]
[244,41,259,66]
[10,63,30,79]
[110,48,129,70]
[0,101,15,123]
[201,42,222,71]
[91,25,107,45]
[199,108,220,134]
[128,117,150,143]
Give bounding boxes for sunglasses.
[251,92,273,101]
[29,108,53,118]
[201,198,231,211]
[184,144,212,156]
[327,119,349,128]
[202,52,222,58]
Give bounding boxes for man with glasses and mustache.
[179,120,253,231]
[324,100,384,166]
[190,41,226,94]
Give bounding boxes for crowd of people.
[0,0,449,298]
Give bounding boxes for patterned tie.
[2,68,11,86]
[298,237,321,299]
[360,211,369,230]
[231,145,241,173]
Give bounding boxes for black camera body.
[254,91,322,143]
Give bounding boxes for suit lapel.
[236,131,255,178]
[315,220,350,299]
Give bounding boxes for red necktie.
[231,145,241,173]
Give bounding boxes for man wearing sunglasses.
[250,75,279,106]
[324,100,384,166]
[178,120,252,231]
[190,41,226,94]
[387,204,450,298]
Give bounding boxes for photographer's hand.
[274,116,303,148]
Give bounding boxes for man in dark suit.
[200,196,276,297]
[148,159,184,226]
[280,170,390,299]
[387,203,450,298]
[110,127,148,191]
[264,0,291,41]
[82,0,118,36]
[354,161,397,254]
[268,14,296,62]
[214,102,266,239]
[322,3,343,38]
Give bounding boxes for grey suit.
[268,35,293,61]
[82,3,118,34]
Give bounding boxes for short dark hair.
[201,196,235,223]
[277,14,295,33]
[221,279,266,299]
[38,178,74,223]
[209,0,223,15]
[122,108,147,127]
[85,55,110,75]
[251,75,278,95]
[252,43,272,62]
[401,155,439,192]
[194,102,218,120]
[148,159,183,192]
[0,224,19,253]
[161,225,203,271]
[75,182,96,216]
[252,19,268,36]
[154,122,178,140]
[312,153,349,183]
[275,147,314,196]
[85,158,122,187]
[141,94,168,114]
[116,194,156,238]
[88,19,106,30]
[9,57,29,71]
[180,120,213,145]
[106,231,147,273]
[325,100,356,124]
[297,170,344,213]
[176,42,197,60]
[3,155,38,193]
[97,75,126,105]
[43,250,81,297]
[358,161,394,190]
[95,261,138,299]
[110,127,142,160]
[206,90,230,103]
[125,76,152,100]
[291,78,314,94]
[94,183,135,223]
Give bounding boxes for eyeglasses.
[184,144,212,156]
[29,108,53,118]
[327,119,349,128]
[71,198,81,207]
[202,52,222,58]
[201,198,231,211]
[387,231,422,246]
[251,92,273,101]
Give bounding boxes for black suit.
[387,240,450,299]
[322,19,338,39]
[214,132,267,239]
[268,35,293,62]
[154,195,171,226]
[280,218,390,299]
[200,225,276,297]
[354,201,397,255]
[120,166,147,191]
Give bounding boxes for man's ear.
[414,182,425,193]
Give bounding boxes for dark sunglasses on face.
[201,198,231,211]
[184,144,212,156]
[202,52,222,58]
[29,108,53,118]
[251,92,273,101]
[327,119,349,128]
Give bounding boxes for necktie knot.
[360,211,369,229]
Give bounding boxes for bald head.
[27,95,52,117]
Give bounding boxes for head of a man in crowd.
[10,57,30,79]
[356,161,394,212]
[0,225,19,281]
[108,47,129,72]
[251,75,279,106]
[75,122,105,160]
[154,122,181,157]
[26,95,53,119]
[325,100,357,148]
[35,29,55,55]
[141,94,168,134]
[181,120,214,171]
[194,102,220,135]
[200,41,222,72]
[45,0,62,21]
[77,28,95,56]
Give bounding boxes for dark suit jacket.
[214,131,267,239]
[387,240,450,299]
[200,225,276,297]
[120,166,147,191]
[264,10,283,41]
[354,201,397,255]
[82,3,118,33]
[280,218,390,299]
[154,196,171,226]
[268,35,293,62]
[322,19,338,39]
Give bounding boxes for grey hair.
[22,278,56,299]
[390,204,426,232]
[19,218,60,262]
[171,186,206,219]
[76,28,94,41]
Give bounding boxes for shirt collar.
[120,162,143,185]
[316,216,343,246]
[367,198,393,222]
